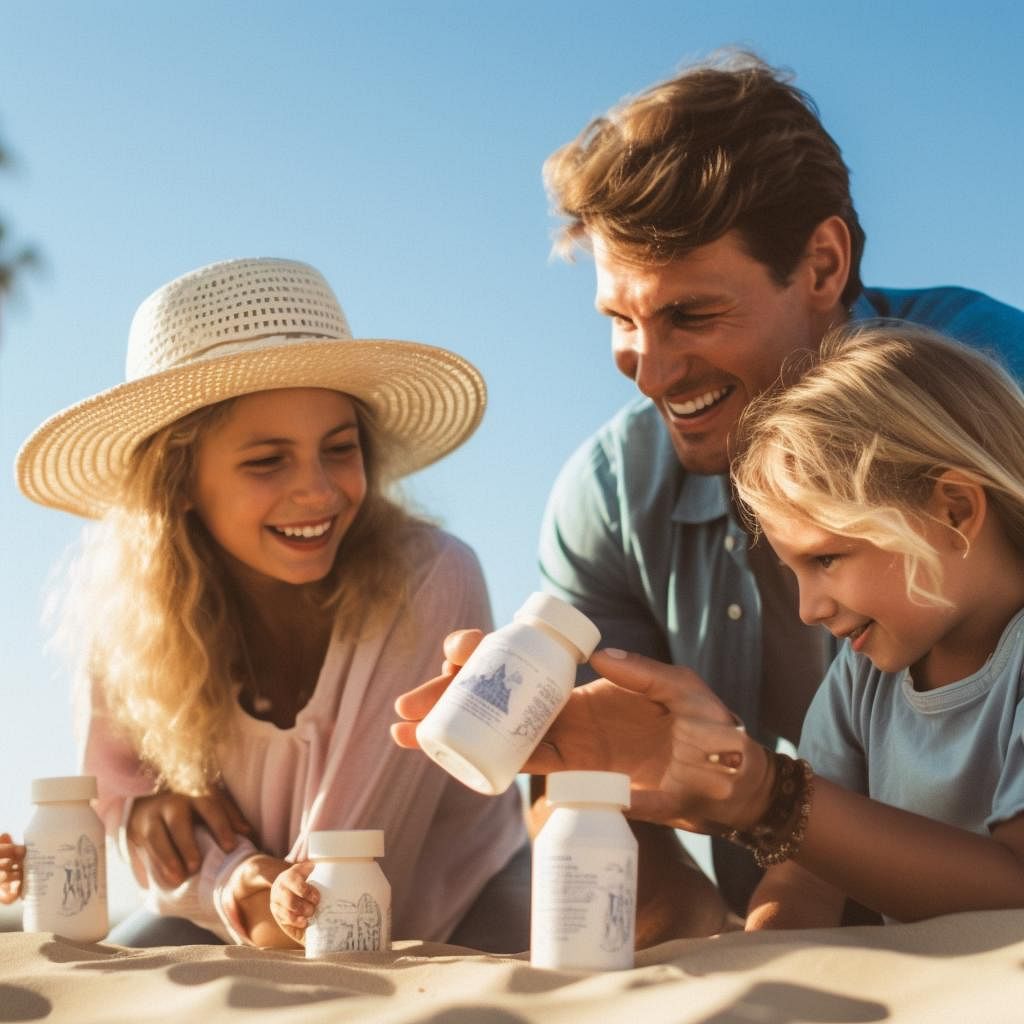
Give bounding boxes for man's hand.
[127,789,254,889]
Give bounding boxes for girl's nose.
[292,459,335,504]
[798,584,836,627]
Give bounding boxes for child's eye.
[814,554,839,569]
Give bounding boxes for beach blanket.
[2,910,1022,1023]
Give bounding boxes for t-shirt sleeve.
[538,433,670,672]
[797,649,869,796]
[987,679,1024,830]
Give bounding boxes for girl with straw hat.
[2,257,529,949]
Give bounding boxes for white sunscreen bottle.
[531,771,637,971]
[305,830,391,957]
[22,775,109,942]
[415,592,601,795]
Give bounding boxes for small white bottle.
[305,830,391,958]
[416,592,601,795]
[22,775,109,942]
[531,771,637,971]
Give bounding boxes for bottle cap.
[308,829,385,859]
[514,592,601,662]
[31,775,99,803]
[546,771,631,809]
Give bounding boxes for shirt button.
[724,535,736,552]
[727,603,743,620]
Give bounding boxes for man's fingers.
[590,648,735,725]
[441,628,484,668]
[521,739,567,774]
[390,721,421,749]
[393,673,453,721]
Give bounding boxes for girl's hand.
[0,833,26,904]
[128,788,254,889]
[269,860,318,945]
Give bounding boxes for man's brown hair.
[544,51,866,306]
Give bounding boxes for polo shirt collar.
[672,471,732,524]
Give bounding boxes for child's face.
[760,512,968,687]
[191,388,367,589]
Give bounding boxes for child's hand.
[269,860,318,945]
[0,832,26,904]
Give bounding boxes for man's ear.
[803,215,850,313]
[931,469,987,550]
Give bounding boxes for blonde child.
[395,323,1024,928]
[2,258,528,949]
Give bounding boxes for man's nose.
[613,327,680,400]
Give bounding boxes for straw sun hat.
[16,257,487,519]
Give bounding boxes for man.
[531,51,1024,934]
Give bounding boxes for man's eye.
[670,311,717,329]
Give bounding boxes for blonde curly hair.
[61,394,425,794]
[731,323,1024,607]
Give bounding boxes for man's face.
[593,231,836,475]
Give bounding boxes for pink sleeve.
[74,673,260,940]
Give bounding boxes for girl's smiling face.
[191,388,367,589]
[759,511,972,689]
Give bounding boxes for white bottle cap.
[308,829,385,860]
[514,592,601,662]
[31,775,98,803]
[546,771,631,809]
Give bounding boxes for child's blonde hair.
[62,393,425,794]
[732,323,1024,606]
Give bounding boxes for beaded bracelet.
[722,752,814,868]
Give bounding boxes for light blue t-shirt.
[799,608,1024,835]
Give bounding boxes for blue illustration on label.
[309,893,385,952]
[600,857,635,952]
[461,662,522,714]
[60,836,101,917]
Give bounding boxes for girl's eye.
[242,455,283,470]
[326,442,359,458]
[815,554,839,569]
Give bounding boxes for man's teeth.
[275,521,331,538]
[666,387,729,417]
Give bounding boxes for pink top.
[77,529,527,943]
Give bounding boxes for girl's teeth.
[277,522,330,538]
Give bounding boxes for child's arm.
[0,833,26,904]
[746,859,846,930]
[788,777,1024,923]
[223,854,302,949]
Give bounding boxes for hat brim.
[16,337,486,518]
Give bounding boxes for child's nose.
[293,459,335,503]
[798,585,835,626]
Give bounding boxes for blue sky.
[2,1,1023,915]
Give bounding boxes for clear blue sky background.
[2,1,1023,918]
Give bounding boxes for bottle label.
[452,641,565,751]
[532,848,636,969]
[24,834,106,920]
[306,892,390,955]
